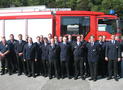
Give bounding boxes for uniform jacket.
[86,42,100,62]
[105,40,121,60]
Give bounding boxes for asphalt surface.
[0,74,123,90]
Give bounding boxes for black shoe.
[107,77,112,80]
[114,78,118,81]
[9,73,12,75]
[18,73,22,76]
[93,79,97,82]
[81,76,85,80]
[62,76,65,79]
[49,77,52,79]
[74,77,78,80]
[1,73,5,75]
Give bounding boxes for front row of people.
[0,34,122,81]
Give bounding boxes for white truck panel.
[0,20,4,40]
[5,19,26,40]
[28,19,52,42]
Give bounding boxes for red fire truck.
[0,6,121,41]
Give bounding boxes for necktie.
[91,42,93,46]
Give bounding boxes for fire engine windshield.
[98,19,117,34]
[61,16,90,36]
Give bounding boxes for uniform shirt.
[0,42,10,53]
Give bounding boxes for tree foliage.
[0,0,123,18]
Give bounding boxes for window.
[61,16,90,36]
[98,19,117,34]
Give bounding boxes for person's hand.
[19,53,23,56]
[118,58,121,62]
[105,57,108,61]
[35,59,37,62]
[24,59,26,62]
[1,53,5,57]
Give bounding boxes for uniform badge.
[93,49,96,51]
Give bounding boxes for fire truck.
[0,6,121,41]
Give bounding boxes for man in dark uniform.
[86,35,100,81]
[0,37,11,75]
[7,34,17,73]
[68,34,74,76]
[15,34,26,76]
[73,36,85,80]
[47,38,60,79]
[102,35,108,76]
[23,37,37,78]
[60,36,71,79]
[105,35,121,81]
[120,36,123,78]
[41,37,49,77]
[35,36,43,76]
[96,35,105,77]
[80,34,89,77]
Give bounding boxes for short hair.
[18,34,22,37]
[89,35,95,39]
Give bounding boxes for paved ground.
[0,74,123,90]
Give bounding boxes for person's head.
[98,35,103,41]
[89,35,95,42]
[28,37,33,43]
[80,34,84,41]
[102,35,106,41]
[36,36,40,42]
[43,37,48,43]
[76,36,81,42]
[68,35,72,40]
[111,35,115,40]
[63,36,67,43]
[48,33,52,39]
[59,36,63,42]
[40,35,44,42]
[54,36,58,41]
[25,35,29,42]
[9,34,14,40]
[18,34,22,40]
[115,35,120,41]
[1,36,6,44]
[50,38,55,45]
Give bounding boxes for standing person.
[68,34,74,76]
[60,36,71,79]
[15,34,26,76]
[102,35,108,77]
[35,36,43,76]
[120,36,123,78]
[41,37,49,77]
[47,38,60,79]
[73,36,85,80]
[86,35,100,81]
[23,37,37,78]
[105,35,121,81]
[115,36,121,77]
[0,37,11,75]
[80,34,89,77]
[96,35,105,77]
[7,34,17,73]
